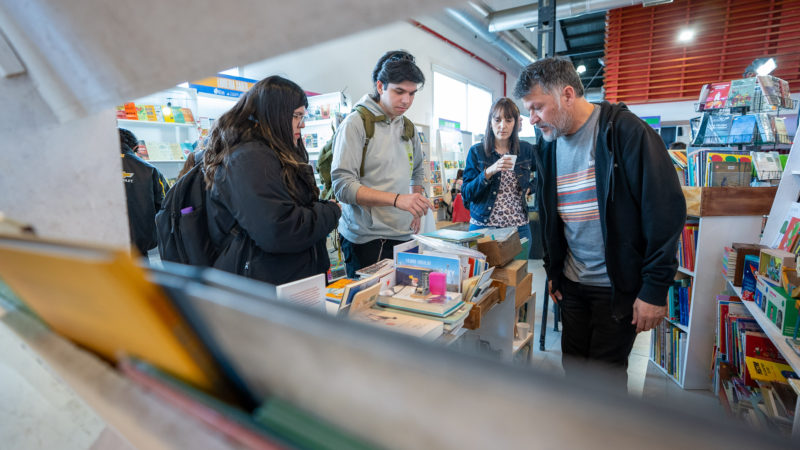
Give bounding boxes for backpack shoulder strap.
[401,117,416,142]
[353,105,381,177]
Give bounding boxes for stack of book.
[713,295,798,435]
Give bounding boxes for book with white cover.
[351,308,443,341]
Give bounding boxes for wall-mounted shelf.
[117,119,196,128]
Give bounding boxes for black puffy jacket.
[121,147,168,255]
[206,141,341,285]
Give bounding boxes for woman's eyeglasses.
[292,112,311,123]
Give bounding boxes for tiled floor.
[526,260,721,415]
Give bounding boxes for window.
[433,69,493,134]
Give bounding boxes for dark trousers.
[339,236,408,278]
[558,277,637,391]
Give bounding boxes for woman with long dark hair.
[204,75,341,284]
[461,97,534,243]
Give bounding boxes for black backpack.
[155,164,234,265]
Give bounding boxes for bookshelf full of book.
[432,126,471,221]
[115,86,200,181]
[712,135,800,437]
[651,76,792,388]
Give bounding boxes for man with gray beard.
[514,57,685,391]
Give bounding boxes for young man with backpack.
[331,50,432,277]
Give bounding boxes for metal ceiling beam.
[488,0,648,32]
[445,8,536,67]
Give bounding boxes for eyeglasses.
[292,112,310,123]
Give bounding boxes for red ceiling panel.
[605,0,800,104]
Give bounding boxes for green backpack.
[317,105,416,200]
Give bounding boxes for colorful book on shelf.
[754,113,776,143]
[702,114,734,145]
[778,78,793,109]
[708,160,751,187]
[741,254,760,301]
[727,78,756,108]
[777,217,800,252]
[172,106,186,124]
[144,105,158,121]
[161,105,175,122]
[136,140,150,160]
[704,81,732,110]
[115,105,127,119]
[124,102,138,120]
[136,105,147,121]
[717,295,745,361]
[181,107,195,124]
[757,75,783,107]
[745,356,797,383]
[696,83,710,111]
[727,115,757,144]
[772,116,791,144]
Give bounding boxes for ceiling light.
[677,28,694,42]
[756,57,777,76]
[576,65,587,74]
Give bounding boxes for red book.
[704,82,732,110]
[742,331,784,386]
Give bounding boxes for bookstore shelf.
[724,278,800,376]
[117,119,196,128]
[665,318,689,333]
[304,118,333,128]
[651,212,764,389]
[677,266,695,277]
[649,357,681,385]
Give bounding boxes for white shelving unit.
[650,213,766,389]
[116,86,199,180]
[302,92,348,166]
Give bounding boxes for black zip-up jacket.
[121,147,168,255]
[206,141,341,285]
[534,101,686,318]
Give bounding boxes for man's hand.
[547,280,562,304]
[631,298,667,333]
[395,193,432,218]
[410,217,420,233]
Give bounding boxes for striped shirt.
[556,105,611,286]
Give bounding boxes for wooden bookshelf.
[682,186,777,217]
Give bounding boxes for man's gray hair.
[513,57,585,99]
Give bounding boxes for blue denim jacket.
[461,141,534,223]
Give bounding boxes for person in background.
[461,97,534,243]
[203,75,341,284]
[119,128,168,257]
[451,169,464,195]
[178,137,209,179]
[331,50,431,277]
[669,141,687,150]
[514,57,685,389]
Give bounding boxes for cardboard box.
[514,273,533,309]
[491,259,528,286]
[758,248,796,284]
[764,283,800,337]
[477,231,522,267]
[731,242,766,286]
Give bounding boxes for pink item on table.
[429,272,446,295]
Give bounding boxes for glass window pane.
[466,84,493,134]
[433,71,466,129]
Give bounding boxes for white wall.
[240,19,523,129]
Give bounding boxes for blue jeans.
[469,222,532,248]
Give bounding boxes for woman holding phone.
[461,97,534,244]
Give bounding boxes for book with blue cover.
[727,115,757,144]
[396,252,462,291]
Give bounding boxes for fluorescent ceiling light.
[756,58,776,76]
[576,65,586,74]
[677,29,694,42]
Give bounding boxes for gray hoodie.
[331,95,425,244]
